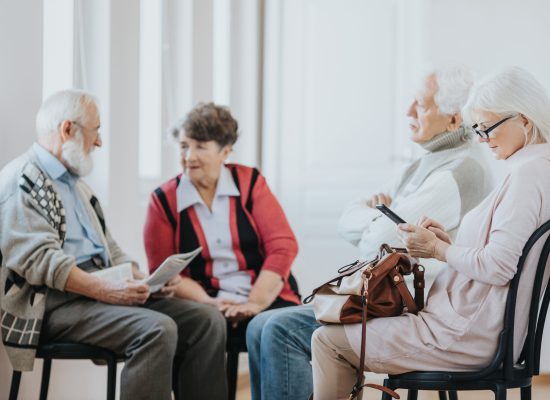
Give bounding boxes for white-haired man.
[245,67,494,400]
[0,90,227,400]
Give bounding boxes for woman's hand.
[205,297,239,310]
[417,216,452,244]
[221,302,264,324]
[153,275,183,298]
[397,223,449,261]
[131,263,147,280]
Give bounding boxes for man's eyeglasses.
[472,115,516,139]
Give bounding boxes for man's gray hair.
[432,66,475,116]
[463,67,550,144]
[36,89,98,137]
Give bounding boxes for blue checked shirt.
[33,143,107,265]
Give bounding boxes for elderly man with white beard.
[0,90,227,400]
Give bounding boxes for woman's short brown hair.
[175,102,239,147]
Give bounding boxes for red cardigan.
[143,164,300,304]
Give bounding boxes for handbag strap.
[348,274,400,400]
[348,265,424,398]
[413,264,425,310]
[303,260,371,304]
[388,269,418,314]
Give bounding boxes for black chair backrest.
[464,220,550,381]
[501,220,550,379]
[519,220,550,377]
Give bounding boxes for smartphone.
[375,204,407,224]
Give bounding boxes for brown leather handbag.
[304,244,425,399]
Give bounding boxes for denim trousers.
[246,305,321,400]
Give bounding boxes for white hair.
[463,67,550,144]
[36,89,98,138]
[432,66,475,115]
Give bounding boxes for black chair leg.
[106,358,117,400]
[407,389,418,400]
[226,350,239,400]
[520,386,531,400]
[381,379,392,400]
[39,358,52,400]
[494,385,507,400]
[448,391,458,400]
[438,391,447,400]
[9,370,22,400]
[173,357,182,400]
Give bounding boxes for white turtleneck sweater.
[337,127,494,262]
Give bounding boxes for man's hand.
[367,193,392,208]
[96,280,150,305]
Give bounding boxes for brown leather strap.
[364,384,400,399]
[312,247,419,400]
[348,276,370,400]
[388,269,418,315]
[413,264,425,311]
[349,283,400,400]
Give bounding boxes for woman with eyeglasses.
[310,67,550,399]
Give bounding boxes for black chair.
[6,326,254,400]
[9,342,121,400]
[226,334,247,400]
[382,220,550,400]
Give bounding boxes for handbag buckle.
[362,272,371,299]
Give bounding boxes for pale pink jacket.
[345,143,550,374]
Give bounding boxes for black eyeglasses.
[472,115,516,139]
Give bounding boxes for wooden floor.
[236,374,550,400]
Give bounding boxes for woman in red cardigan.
[144,102,300,335]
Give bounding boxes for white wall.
[418,0,550,86]
[262,0,408,295]
[0,0,43,166]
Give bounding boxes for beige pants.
[312,325,366,400]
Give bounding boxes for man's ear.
[59,120,74,143]
[222,145,233,161]
[447,113,463,132]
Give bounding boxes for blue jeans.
[246,305,321,400]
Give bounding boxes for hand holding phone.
[375,204,406,224]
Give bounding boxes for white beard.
[61,132,93,177]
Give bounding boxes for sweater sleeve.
[337,198,383,246]
[446,168,543,286]
[337,162,415,247]
[249,173,298,279]
[1,190,75,291]
[356,170,462,259]
[143,192,178,273]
